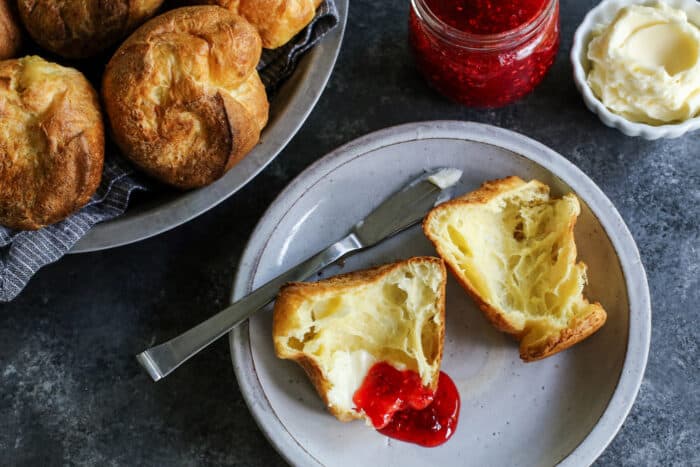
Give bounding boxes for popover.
[423,177,607,361]
[17,0,164,58]
[0,0,21,60]
[195,0,323,48]
[273,257,446,422]
[102,6,269,189]
[0,56,104,230]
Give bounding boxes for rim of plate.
[70,0,348,253]
[229,121,651,467]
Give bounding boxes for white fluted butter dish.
[571,0,700,139]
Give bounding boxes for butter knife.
[136,168,462,381]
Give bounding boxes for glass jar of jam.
[409,0,560,108]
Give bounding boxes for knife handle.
[136,233,363,381]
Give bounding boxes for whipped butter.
[326,350,376,412]
[587,1,700,124]
[427,168,463,190]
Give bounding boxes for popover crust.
[423,177,607,361]
[0,56,104,230]
[17,0,164,58]
[273,257,447,422]
[102,6,269,189]
[0,0,21,59]
[197,0,323,48]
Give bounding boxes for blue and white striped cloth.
[0,0,339,302]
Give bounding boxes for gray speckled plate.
[230,121,651,467]
[71,0,348,253]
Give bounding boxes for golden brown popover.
[194,0,323,48]
[17,0,164,58]
[274,257,446,422]
[0,0,21,60]
[102,6,269,189]
[423,177,606,361]
[0,56,104,230]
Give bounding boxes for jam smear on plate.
[353,362,460,447]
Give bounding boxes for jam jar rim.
[410,0,558,51]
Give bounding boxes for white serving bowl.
[571,0,700,139]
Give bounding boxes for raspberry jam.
[409,0,560,107]
[353,362,460,447]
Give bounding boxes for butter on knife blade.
[428,168,463,189]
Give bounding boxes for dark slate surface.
[1,0,698,465]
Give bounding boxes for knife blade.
[136,167,462,381]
